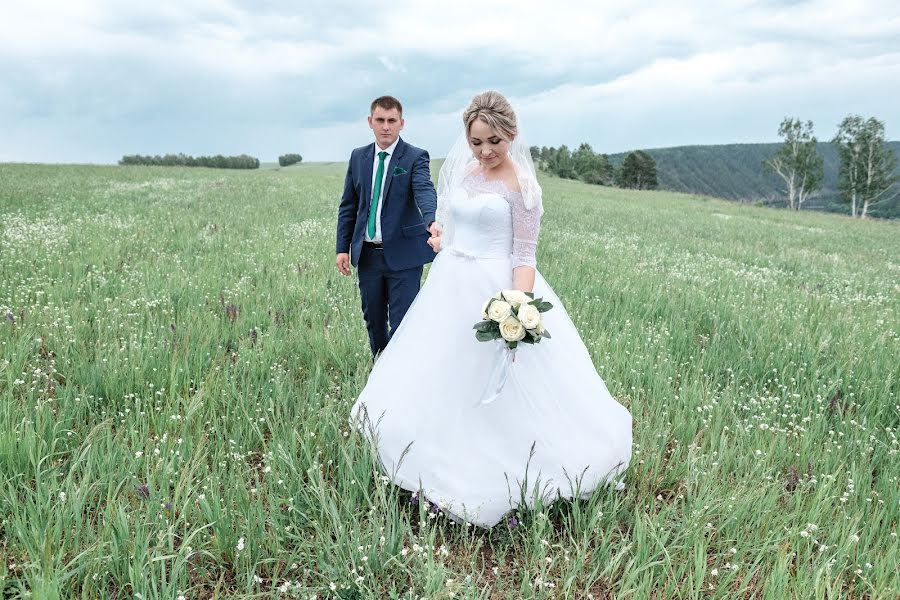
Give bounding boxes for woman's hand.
[427,222,443,252]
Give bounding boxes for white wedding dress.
[350,171,632,528]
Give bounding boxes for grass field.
[0,162,897,599]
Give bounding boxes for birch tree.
[765,118,823,210]
[833,115,898,218]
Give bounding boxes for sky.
[1,0,899,163]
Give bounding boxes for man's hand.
[336,253,351,276]
[428,222,441,237]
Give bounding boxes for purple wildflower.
[5,312,14,324]
[137,484,150,500]
[507,515,519,529]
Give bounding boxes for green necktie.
[367,151,388,239]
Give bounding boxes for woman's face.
[468,118,511,170]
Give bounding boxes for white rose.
[535,314,545,334]
[487,300,512,323]
[499,316,526,342]
[481,293,502,319]
[517,303,541,330]
[502,290,531,308]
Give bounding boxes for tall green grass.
[0,162,897,598]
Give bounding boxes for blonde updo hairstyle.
[463,91,518,141]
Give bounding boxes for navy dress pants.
[357,243,423,358]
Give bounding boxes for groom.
[336,96,439,359]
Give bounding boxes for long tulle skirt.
[350,250,632,527]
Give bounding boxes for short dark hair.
[371,96,403,116]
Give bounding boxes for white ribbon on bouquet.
[478,345,517,405]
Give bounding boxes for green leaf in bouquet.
[525,292,535,299]
[538,302,553,312]
[520,336,535,344]
[473,320,495,332]
[541,329,552,339]
[475,330,497,342]
[507,341,519,350]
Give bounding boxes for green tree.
[539,146,550,164]
[638,150,659,190]
[572,143,595,178]
[279,153,303,167]
[637,151,658,190]
[570,143,615,185]
[618,151,658,189]
[833,115,898,218]
[764,118,824,210]
[597,154,614,186]
[548,145,577,179]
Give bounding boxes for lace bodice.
[439,172,542,269]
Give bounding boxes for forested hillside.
[608,142,900,218]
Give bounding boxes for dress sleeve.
[510,191,542,269]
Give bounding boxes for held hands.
[337,223,441,269]
[427,222,442,253]
[336,252,351,276]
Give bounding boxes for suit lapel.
[381,137,407,205]
[361,144,375,209]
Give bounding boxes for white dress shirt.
[365,137,399,243]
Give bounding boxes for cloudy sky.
[1,0,899,163]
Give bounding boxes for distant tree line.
[766,114,897,217]
[278,153,303,167]
[119,153,260,169]
[530,144,658,190]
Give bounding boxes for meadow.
[0,162,897,599]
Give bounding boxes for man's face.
[368,106,404,149]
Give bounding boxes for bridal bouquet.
[473,290,552,350]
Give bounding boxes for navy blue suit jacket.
[336,138,438,271]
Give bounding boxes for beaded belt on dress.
[443,247,509,260]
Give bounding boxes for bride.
[350,91,632,528]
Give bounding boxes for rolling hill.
[609,141,900,218]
